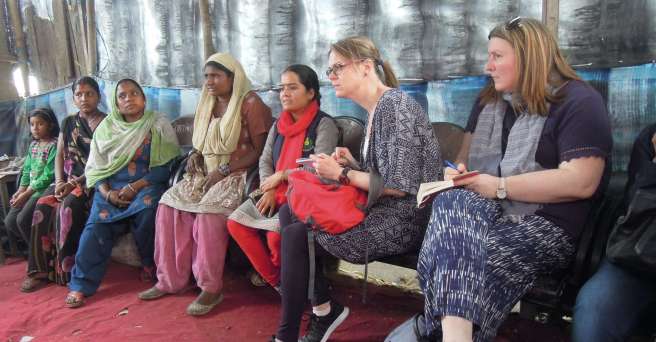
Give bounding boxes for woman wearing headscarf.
[138,53,272,316]
[64,78,180,308]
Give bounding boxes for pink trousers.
[154,204,228,294]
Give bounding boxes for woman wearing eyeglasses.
[412,18,612,341]
[270,36,442,342]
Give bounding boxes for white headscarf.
[192,53,252,170]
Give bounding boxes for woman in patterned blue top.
[64,79,180,308]
[272,36,442,342]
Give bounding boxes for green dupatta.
[85,81,180,187]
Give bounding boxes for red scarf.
[274,100,319,205]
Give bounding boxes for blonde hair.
[480,18,581,115]
[330,36,399,88]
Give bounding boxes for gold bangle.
[127,183,137,193]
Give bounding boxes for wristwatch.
[338,167,352,185]
[496,177,507,200]
[218,164,231,177]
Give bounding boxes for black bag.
[606,188,656,276]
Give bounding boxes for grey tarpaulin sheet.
[15,0,645,88]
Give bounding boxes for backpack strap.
[271,111,333,166]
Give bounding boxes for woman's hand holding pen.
[444,160,468,181]
[444,160,497,197]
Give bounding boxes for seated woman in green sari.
[64,78,180,308]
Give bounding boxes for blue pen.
[444,160,458,169]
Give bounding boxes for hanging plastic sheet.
[560,0,656,69]
[9,0,654,90]
[94,0,204,87]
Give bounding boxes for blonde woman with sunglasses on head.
[411,18,612,342]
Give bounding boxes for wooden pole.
[542,0,560,38]
[7,0,30,96]
[75,2,89,74]
[86,0,97,75]
[53,0,74,83]
[199,0,215,60]
[67,1,89,76]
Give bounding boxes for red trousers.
[226,220,281,286]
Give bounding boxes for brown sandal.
[65,291,85,308]
[20,276,47,293]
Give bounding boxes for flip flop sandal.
[65,292,85,308]
[20,277,46,293]
[186,293,224,316]
[138,286,168,300]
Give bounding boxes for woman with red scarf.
[227,65,338,290]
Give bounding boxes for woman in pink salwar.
[137,53,272,316]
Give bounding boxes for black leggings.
[276,204,331,342]
[4,195,39,246]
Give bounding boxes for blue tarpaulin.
[5,63,656,172]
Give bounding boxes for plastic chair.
[519,167,625,325]
[334,116,365,162]
[171,115,194,153]
[431,122,465,163]
[168,115,195,187]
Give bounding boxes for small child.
[4,108,60,251]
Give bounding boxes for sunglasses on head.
[505,16,522,31]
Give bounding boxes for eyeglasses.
[505,17,522,31]
[325,61,357,78]
[326,58,373,78]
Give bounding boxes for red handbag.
[287,170,367,234]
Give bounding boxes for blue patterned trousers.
[418,189,574,341]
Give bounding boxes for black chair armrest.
[242,166,260,202]
[377,253,419,270]
[168,155,189,188]
[570,173,627,288]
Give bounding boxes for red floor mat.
[0,258,570,341]
[0,259,424,342]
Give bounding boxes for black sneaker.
[300,301,350,342]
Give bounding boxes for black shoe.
[300,302,350,342]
